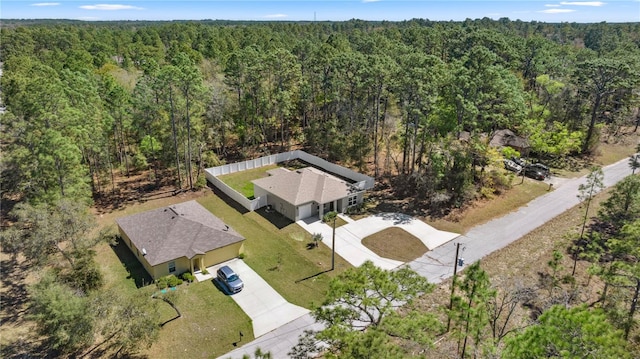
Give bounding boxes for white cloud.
[30,2,60,6]
[559,1,606,6]
[79,4,143,11]
[539,8,577,13]
[264,14,287,19]
[545,4,561,7]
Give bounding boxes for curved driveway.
[297,212,459,270]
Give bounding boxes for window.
[168,261,176,273]
[348,195,357,207]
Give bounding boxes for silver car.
[217,265,244,294]
[503,159,523,173]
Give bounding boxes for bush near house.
[156,274,183,289]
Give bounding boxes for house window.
[348,195,357,207]
[168,261,176,273]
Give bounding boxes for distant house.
[252,167,363,221]
[489,129,530,155]
[116,200,244,280]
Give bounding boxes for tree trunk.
[625,278,640,340]
[118,113,130,177]
[402,109,410,175]
[582,92,602,154]
[185,87,193,190]
[169,87,182,189]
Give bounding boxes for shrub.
[202,269,209,275]
[194,173,207,189]
[323,211,337,223]
[181,272,195,283]
[237,253,246,259]
[156,274,182,289]
[167,275,183,287]
[156,277,168,289]
[311,233,322,248]
[132,152,148,171]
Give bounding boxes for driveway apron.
[218,259,310,338]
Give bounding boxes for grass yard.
[596,134,639,167]
[91,186,352,359]
[145,281,254,359]
[93,221,253,359]
[362,227,428,262]
[217,164,279,198]
[428,177,550,234]
[198,192,351,309]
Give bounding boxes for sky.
[1,0,639,23]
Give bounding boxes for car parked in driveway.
[503,159,523,173]
[523,166,546,180]
[511,156,527,167]
[529,163,550,178]
[217,265,244,294]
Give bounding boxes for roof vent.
[223,225,229,231]
[142,248,147,256]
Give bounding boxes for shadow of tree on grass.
[110,238,153,288]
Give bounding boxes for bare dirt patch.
[362,227,428,262]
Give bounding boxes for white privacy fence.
[204,150,374,211]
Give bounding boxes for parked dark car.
[217,265,244,294]
[523,166,546,180]
[529,163,550,178]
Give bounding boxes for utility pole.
[447,242,462,332]
[331,215,336,271]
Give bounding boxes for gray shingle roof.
[115,200,244,266]
[252,167,355,206]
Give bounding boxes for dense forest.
[1,19,639,209]
[1,19,639,357]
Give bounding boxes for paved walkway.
[221,156,636,358]
[296,213,459,270]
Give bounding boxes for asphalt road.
[221,155,636,359]
[408,156,635,283]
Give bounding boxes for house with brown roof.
[252,167,363,221]
[489,129,530,156]
[116,200,245,280]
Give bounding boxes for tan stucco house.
[252,167,363,221]
[116,200,245,280]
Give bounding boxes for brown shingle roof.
[115,200,244,266]
[252,167,355,206]
[489,129,530,149]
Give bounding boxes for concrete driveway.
[208,259,310,338]
[297,213,459,270]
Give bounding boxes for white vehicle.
[503,159,523,173]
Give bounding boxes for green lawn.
[362,227,428,262]
[146,281,254,359]
[96,188,352,359]
[97,233,253,359]
[198,194,352,309]
[217,164,279,198]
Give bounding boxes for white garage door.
[298,203,312,219]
